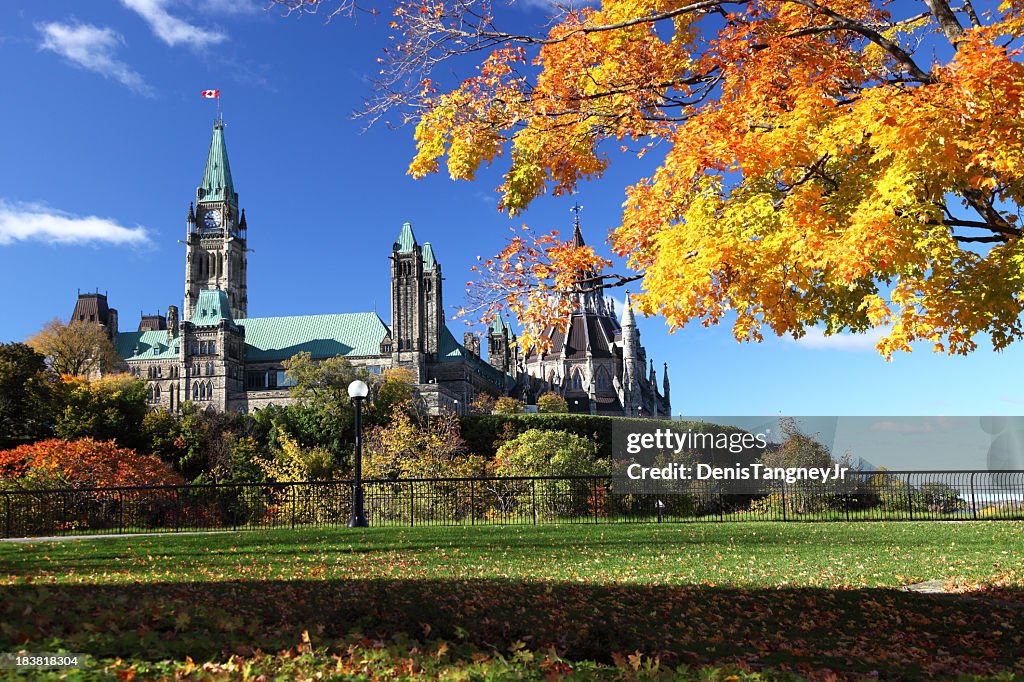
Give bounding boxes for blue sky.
[0,0,1021,417]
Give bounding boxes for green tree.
[27,319,122,377]
[0,343,55,448]
[368,367,418,425]
[282,352,367,451]
[536,392,569,414]
[54,374,148,451]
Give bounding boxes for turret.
[620,292,643,417]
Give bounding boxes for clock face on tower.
[203,209,221,230]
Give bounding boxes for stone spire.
[663,362,670,405]
[620,292,643,417]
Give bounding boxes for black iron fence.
[2,470,1023,538]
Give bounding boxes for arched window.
[571,370,584,392]
[193,383,199,401]
[595,367,612,391]
[209,342,216,355]
[206,362,214,376]
[154,386,161,400]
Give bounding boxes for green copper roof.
[241,312,389,361]
[422,242,437,270]
[490,315,508,334]
[191,289,238,330]
[395,222,417,253]
[116,331,181,360]
[198,120,236,206]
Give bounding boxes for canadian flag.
[200,89,220,99]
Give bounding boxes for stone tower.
[421,242,444,357]
[184,117,248,321]
[391,222,427,381]
[487,316,516,375]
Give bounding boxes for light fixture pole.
[348,379,369,528]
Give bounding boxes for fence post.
[531,479,537,525]
[780,481,787,522]
[118,489,124,533]
[4,493,10,539]
[470,479,476,526]
[593,479,599,524]
[290,485,297,529]
[175,487,181,532]
[970,472,978,520]
[906,474,914,521]
[410,481,415,527]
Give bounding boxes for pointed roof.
[490,315,509,335]
[198,119,236,206]
[571,220,586,248]
[422,242,437,270]
[191,289,238,330]
[621,291,636,328]
[395,222,417,253]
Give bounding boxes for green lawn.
[1,522,1023,680]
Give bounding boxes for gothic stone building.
[70,119,669,417]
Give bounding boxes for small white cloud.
[38,22,152,95]
[0,201,150,247]
[789,326,888,352]
[121,0,227,49]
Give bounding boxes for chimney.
[463,332,481,357]
[167,305,179,340]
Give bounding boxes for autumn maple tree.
[0,438,183,489]
[278,0,1024,356]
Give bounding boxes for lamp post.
[454,399,460,415]
[348,379,369,528]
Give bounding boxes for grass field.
[1,522,1023,680]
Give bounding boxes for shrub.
[494,397,525,414]
[495,429,607,477]
[536,392,569,413]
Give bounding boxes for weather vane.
[570,202,583,230]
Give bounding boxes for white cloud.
[789,326,889,352]
[121,0,227,48]
[0,201,150,247]
[37,22,152,95]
